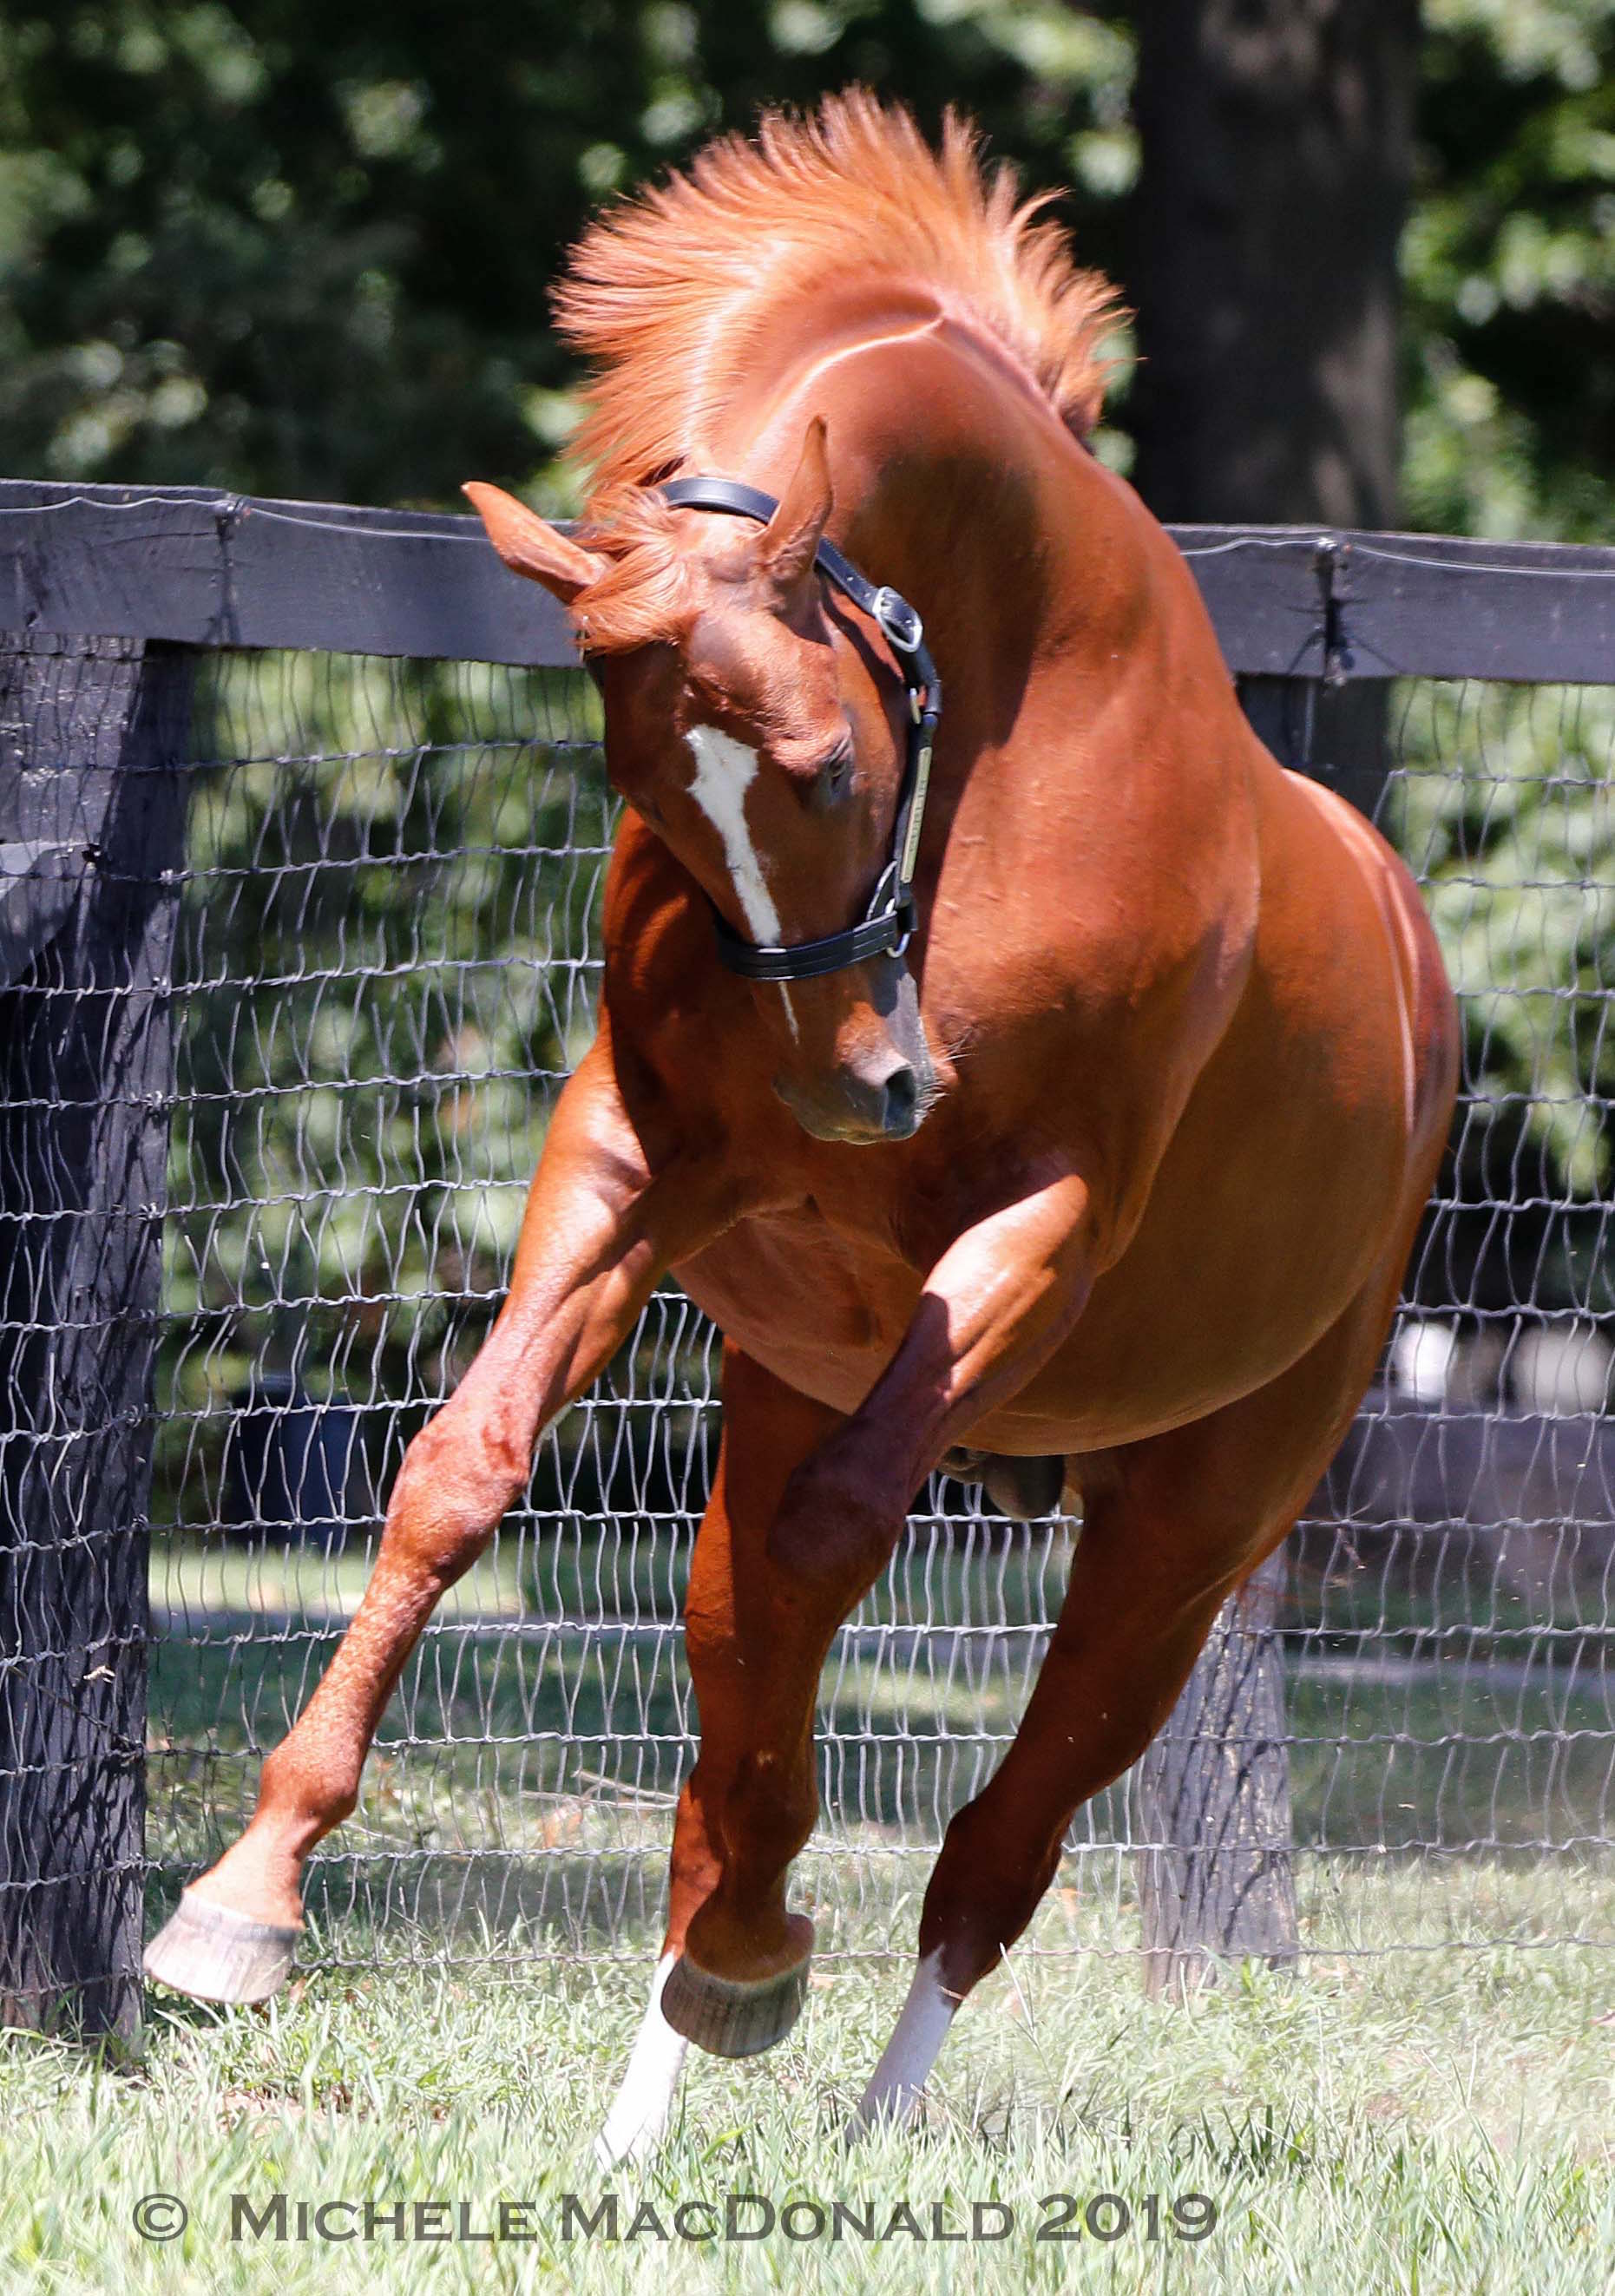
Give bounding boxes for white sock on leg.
[850,1948,960,2135]
[595,1952,690,2168]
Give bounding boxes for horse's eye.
[820,743,853,799]
[797,738,854,812]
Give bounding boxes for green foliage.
[0,0,1135,510]
[153,656,608,1529]
[1386,679,1615,1307]
[1407,0,1615,539]
[3,4,1611,530]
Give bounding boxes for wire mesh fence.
[4,497,1615,2037]
[127,650,1615,1981]
[1289,676,1615,1954]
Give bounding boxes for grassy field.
[1,1870,1612,2295]
[97,1531,1615,2290]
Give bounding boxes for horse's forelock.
[572,494,696,655]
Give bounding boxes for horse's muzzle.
[771,954,936,1143]
[774,1054,933,1145]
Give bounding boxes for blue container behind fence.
[223,1372,362,1548]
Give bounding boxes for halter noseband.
[658,475,941,983]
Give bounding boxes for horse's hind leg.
[853,1271,1402,2134]
[145,1044,712,2004]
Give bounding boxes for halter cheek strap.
[657,475,942,984]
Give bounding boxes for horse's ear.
[463,482,607,605]
[755,417,833,600]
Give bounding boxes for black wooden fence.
[3,478,1613,2038]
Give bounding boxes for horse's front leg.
[596,1345,854,2163]
[145,1040,721,2005]
[767,1168,1096,1587]
[616,1179,1093,2116]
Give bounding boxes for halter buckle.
[872,587,923,656]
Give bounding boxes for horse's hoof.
[660,1952,811,2058]
[143,1890,300,2005]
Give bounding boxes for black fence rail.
[3,479,1613,2038]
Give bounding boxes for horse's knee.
[390,1401,530,1581]
[766,1433,905,1584]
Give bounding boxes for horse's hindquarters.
[1014,764,1456,1443]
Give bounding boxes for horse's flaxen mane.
[556,94,1121,650]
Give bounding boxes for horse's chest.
[673,1202,921,1413]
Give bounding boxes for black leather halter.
[659,475,941,983]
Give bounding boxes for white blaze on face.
[683,725,798,1038]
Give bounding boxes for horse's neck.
[711,312,1129,739]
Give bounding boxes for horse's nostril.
[881,1066,922,1134]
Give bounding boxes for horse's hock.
[2,482,1614,2035]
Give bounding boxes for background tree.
[1130,0,1418,529]
[0,3,1135,509]
[3,3,1610,533]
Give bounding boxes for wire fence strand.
[7,636,1615,1998]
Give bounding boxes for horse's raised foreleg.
[599,1346,868,2158]
[146,1041,716,2005]
[767,1168,1095,1587]
[851,1272,1403,2135]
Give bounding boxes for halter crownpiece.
[658,475,941,984]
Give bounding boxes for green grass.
[2,1871,1612,2294]
[114,1531,1615,2287]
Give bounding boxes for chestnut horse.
[146,95,1457,2162]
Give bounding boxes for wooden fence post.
[0,633,191,2041]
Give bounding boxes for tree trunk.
[1135,1551,1298,1999]
[1130,0,1417,530]
[1125,5,1417,1991]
